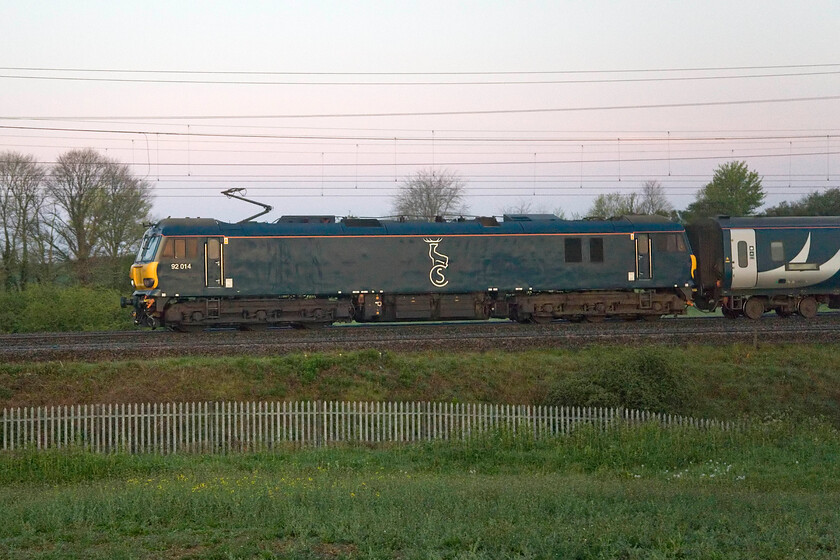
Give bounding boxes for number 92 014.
[170,263,192,270]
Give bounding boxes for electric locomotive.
[123,214,696,330]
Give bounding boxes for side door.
[204,237,224,288]
[729,229,757,289]
[635,233,652,281]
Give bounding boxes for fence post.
[1,399,735,455]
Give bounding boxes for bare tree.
[587,181,674,219]
[99,163,153,287]
[48,148,152,285]
[501,200,567,219]
[587,192,640,218]
[501,200,539,215]
[0,158,15,289]
[392,169,467,220]
[0,152,46,290]
[638,180,674,216]
[47,149,109,284]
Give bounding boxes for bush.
[0,284,135,333]
[544,348,691,414]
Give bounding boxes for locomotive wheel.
[798,297,818,319]
[743,298,766,320]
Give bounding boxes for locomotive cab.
[122,227,165,327]
[123,220,227,328]
[131,231,162,289]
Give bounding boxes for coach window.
[565,238,582,263]
[589,238,604,263]
[737,241,749,268]
[771,241,784,262]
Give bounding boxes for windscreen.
[136,234,161,263]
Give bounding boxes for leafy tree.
[392,168,467,220]
[764,188,840,216]
[0,152,46,290]
[684,161,764,220]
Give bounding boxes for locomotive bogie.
[159,296,354,330]
[507,290,686,323]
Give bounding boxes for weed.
[544,347,691,413]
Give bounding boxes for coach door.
[205,237,224,288]
[730,229,757,289]
[635,233,652,280]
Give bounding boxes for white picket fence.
[0,401,733,454]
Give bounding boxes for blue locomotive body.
[125,215,694,330]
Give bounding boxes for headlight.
[143,278,155,288]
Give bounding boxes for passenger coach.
[124,214,695,330]
[686,216,840,319]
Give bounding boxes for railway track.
[2,314,840,363]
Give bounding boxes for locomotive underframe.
[507,290,688,323]
[127,288,690,331]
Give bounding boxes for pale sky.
[2,1,839,222]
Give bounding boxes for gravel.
[3,313,840,363]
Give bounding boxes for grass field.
[2,419,839,559]
[3,338,840,557]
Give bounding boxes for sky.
[2,0,839,222]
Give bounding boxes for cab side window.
[654,233,687,252]
[161,237,198,259]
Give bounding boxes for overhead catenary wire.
[2,61,839,75]
[3,69,840,86]
[18,149,840,168]
[2,123,838,144]
[4,94,840,121]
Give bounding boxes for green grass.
[3,345,840,425]
[1,420,839,559]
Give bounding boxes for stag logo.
[423,238,449,287]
